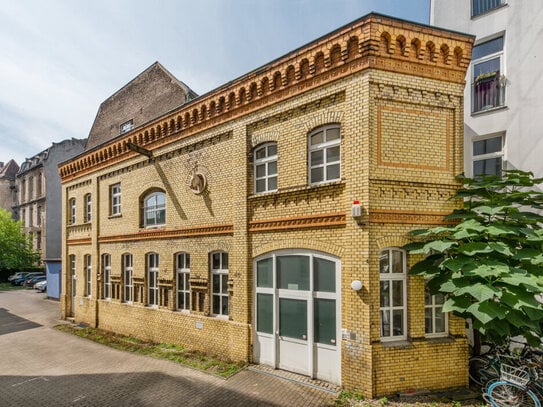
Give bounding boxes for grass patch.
[55,324,245,378]
[0,282,24,291]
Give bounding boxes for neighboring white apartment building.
[431,0,543,177]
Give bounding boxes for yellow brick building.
[59,14,474,397]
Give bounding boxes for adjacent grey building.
[0,160,19,217]
[14,138,86,298]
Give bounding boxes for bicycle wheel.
[487,381,541,407]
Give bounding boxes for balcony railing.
[472,74,505,113]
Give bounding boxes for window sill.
[471,104,507,117]
[108,213,122,219]
[424,335,454,344]
[380,339,412,349]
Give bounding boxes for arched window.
[176,252,190,311]
[308,125,341,184]
[379,248,407,341]
[142,191,166,227]
[254,142,278,194]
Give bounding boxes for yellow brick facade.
[59,14,474,397]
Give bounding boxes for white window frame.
[254,142,278,194]
[308,125,341,185]
[85,255,92,297]
[471,134,504,177]
[69,198,76,225]
[110,183,121,216]
[147,253,159,307]
[210,251,229,317]
[143,191,166,228]
[120,119,134,135]
[123,254,133,303]
[70,254,76,299]
[379,248,408,342]
[85,193,92,223]
[425,280,448,338]
[102,254,111,300]
[176,252,190,311]
[471,36,505,114]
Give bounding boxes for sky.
[0,0,429,166]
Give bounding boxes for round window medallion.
[189,172,207,194]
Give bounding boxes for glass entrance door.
[254,251,340,384]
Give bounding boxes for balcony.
[472,73,505,114]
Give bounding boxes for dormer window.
[120,120,134,135]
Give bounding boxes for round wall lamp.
[350,280,363,291]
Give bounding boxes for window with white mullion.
[472,135,504,177]
[211,252,229,317]
[123,254,133,303]
[102,254,111,299]
[379,248,407,341]
[85,194,92,223]
[147,253,159,307]
[176,252,190,311]
[110,184,121,215]
[472,36,505,113]
[85,255,92,297]
[425,281,448,337]
[309,125,341,184]
[254,143,278,194]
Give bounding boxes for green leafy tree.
[405,170,543,346]
[0,208,40,271]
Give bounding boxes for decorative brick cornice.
[97,224,233,243]
[59,13,473,183]
[66,238,92,246]
[369,209,455,225]
[249,212,346,232]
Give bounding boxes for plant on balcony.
[474,71,498,85]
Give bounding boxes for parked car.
[8,272,31,282]
[34,280,47,293]
[24,275,46,288]
[11,272,44,286]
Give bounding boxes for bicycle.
[486,364,542,407]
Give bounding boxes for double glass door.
[254,251,340,384]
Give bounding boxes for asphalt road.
[0,289,335,406]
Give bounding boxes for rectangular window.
[309,125,341,184]
[473,135,503,177]
[21,209,25,227]
[123,254,133,303]
[176,253,190,311]
[70,254,76,299]
[69,198,76,225]
[148,253,159,307]
[211,252,229,316]
[29,207,33,226]
[37,206,42,226]
[472,36,505,113]
[85,194,92,223]
[120,120,134,135]
[254,143,278,193]
[472,0,504,17]
[85,255,92,297]
[103,254,111,300]
[425,281,448,337]
[110,184,121,215]
[379,248,407,341]
[36,231,41,250]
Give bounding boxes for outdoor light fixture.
[351,200,362,218]
[351,280,363,291]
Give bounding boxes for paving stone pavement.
[0,289,338,407]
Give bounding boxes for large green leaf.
[440,256,474,272]
[455,283,501,302]
[458,242,493,256]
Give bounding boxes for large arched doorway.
[253,250,341,384]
